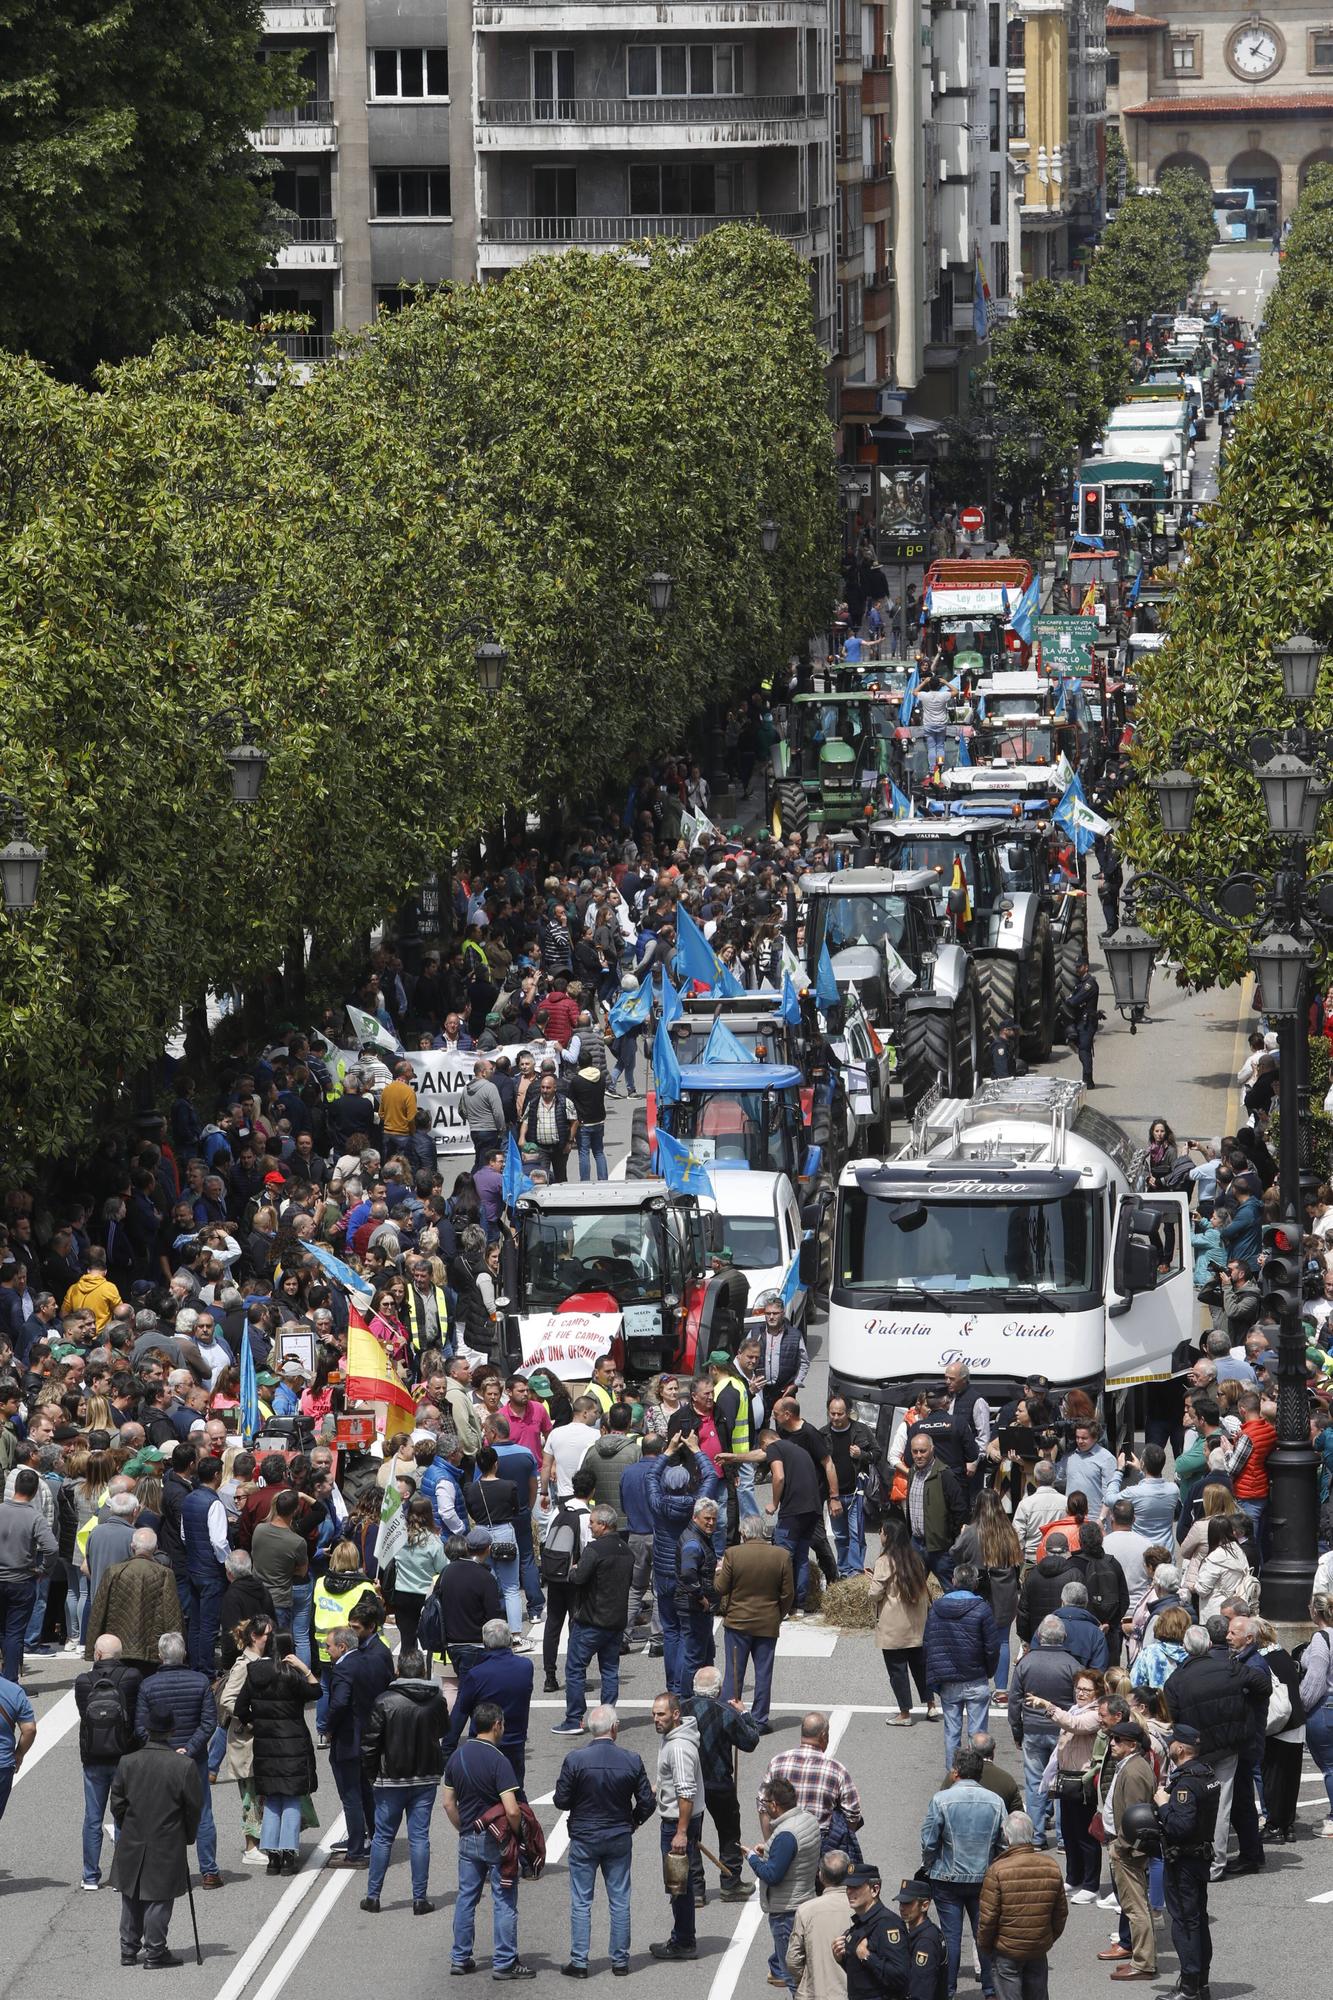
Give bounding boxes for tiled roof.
[1122,89,1333,114]
[1105,8,1168,30]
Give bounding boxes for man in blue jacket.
[618,1435,660,1652]
[325,1624,372,1866]
[553,1704,655,1976]
[923,1564,1001,1776]
[919,1748,1005,2000]
[645,1439,718,1697]
[445,1617,534,1791]
[1055,1581,1110,1671]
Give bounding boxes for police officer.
[986,1017,1026,1082]
[895,1878,946,2000]
[1063,956,1101,1088]
[832,1861,911,1999]
[1154,1722,1220,2000]
[1096,838,1124,938]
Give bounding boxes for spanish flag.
[951,854,972,924]
[1080,582,1098,617]
[346,1303,415,1426]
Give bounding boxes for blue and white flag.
[239,1322,260,1444]
[702,1019,756,1066]
[1008,576,1043,647]
[815,944,841,1012]
[779,1248,803,1311]
[609,981,652,1036]
[780,971,803,1026]
[655,1127,715,1199]
[653,1017,683,1107]
[898,667,920,727]
[502,1131,533,1209]
[659,968,684,1027]
[1054,774,1110,856]
[891,781,912,820]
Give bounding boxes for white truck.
[827,1076,1196,1420]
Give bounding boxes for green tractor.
[768,682,912,839]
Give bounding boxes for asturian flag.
[346,1002,404,1059]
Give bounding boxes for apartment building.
[1007,0,1108,283]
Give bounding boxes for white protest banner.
[519,1310,622,1375]
[405,1041,561,1156]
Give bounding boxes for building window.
[989,86,1001,149]
[989,2,1002,67]
[1168,34,1200,74]
[626,43,743,96]
[1007,93,1026,138]
[1007,18,1025,65]
[1107,52,1120,84]
[375,286,432,313]
[533,166,578,215]
[371,48,449,98]
[993,240,1009,298]
[628,161,740,213]
[1310,28,1333,69]
[374,168,452,217]
[990,170,1002,225]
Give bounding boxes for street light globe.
[760,518,780,556]
[1026,431,1045,464]
[980,381,998,417]
[1299,776,1332,840]
[473,639,508,695]
[223,742,269,807]
[1248,929,1312,1018]
[1255,752,1315,839]
[0,836,45,914]
[1147,768,1201,838]
[1273,631,1325,707]
[1103,924,1159,1016]
[648,570,674,616]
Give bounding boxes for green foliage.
[0,1,297,376]
[1086,173,1216,336]
[1105,125,1134,208]
[1122,165,1333,989]
[0,227,835,1170]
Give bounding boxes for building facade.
[1008,0,1108,283]
[1108,1,1333,227]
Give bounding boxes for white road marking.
[704,1705,854,2000]
[211,1814,347,2000]
[1308,1886,1333,1902]
[251,1868,358,2000]
[13,1689,80,1788]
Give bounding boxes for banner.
[1034,615,1099,677]
[401,1041,559,1156]
[520,1310,622,1375]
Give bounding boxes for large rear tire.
[977,954,1020,1040]
[1055,930,1085,1013]
[898,974,982,1105]
[772,778,809,841]
[1021,916,1056,1063]
[626,1105,653,1180]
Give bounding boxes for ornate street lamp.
[648,570,674,617]
[760,519,780,556]
[0,799,45,913]
[1273,631,1325,707]
[1256,752,1316,839]
[1103,924,1159,1025]
[1248,928,1312,1017]
[1147,768,1201,837]
[473,639,508,695]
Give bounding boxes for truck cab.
[922,560,1036,670]
[770,691,901,840]
[827,1076,1195,1419]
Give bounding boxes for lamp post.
[0,797,45,914]
[648,570,674,617]
[1105,641,1333,1620]
[760,518,780,557]
[187,710,270,807]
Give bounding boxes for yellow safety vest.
[717,1371,751,1453]
[313,1574,375,1660]
[588,1381,615,1415]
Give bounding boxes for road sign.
[959,505,985,532]
[1033,614,1099,675]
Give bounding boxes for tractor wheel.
[977,954,1020,1041]
[772,778,809,842]
[1021,916,1056,1063]
[1056,930,1086,1013]
[626,1105,653,1181]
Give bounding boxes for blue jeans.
[331,1752,368,1859]
[82,1762,116,1883]
[65,1569,88,1646]
[454,1827,519,1970]
[610,1040,639,1094]
[1236,1495,1267,1561]
[659,1816,702,1945]
[368,1783,436,1902]
[206,1723,226,1776]
[736,1464,760,1519]
[262,1793,303,1853]
[723,1629,777,1726]
[23,1575,50,1646]
[655,1575,683,1694]
[679,1606,715,1691]
[290,1578,315,1668]
[1305,1700,1333,1813]
[995,1628,1012,1692]
[913,1541,955,1588]
[568,1830,633,1968]
[1021,1732,1057,1844]
[775,1515,816,1607]
[517,1518,544,1618]
[0,1579,34,1681]
[565,1622,622,1723]
[831,1492,866,1577]
[940,1678,991,1774]
[768,1908,797,1990]
[193,1757,217,1875]
[577,1125,608,1182]
[0,1766,11,1821]
[935,1882,992,1997]
[490,1545,523,1634]
[925,728,948,770]
[186,1571,225,1673]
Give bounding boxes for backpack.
[417,1587,446,1660]
[81,1670,135,1764]
[540,1500,582,1584]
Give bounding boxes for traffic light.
[1079,484,1103,537]
[1259,1220,1303,1321]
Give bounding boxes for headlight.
[853,1399,879,1424]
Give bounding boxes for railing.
[834,28,863,58]
[267,332,333,360]
[274,216,338,243]
[480,211,810,241]
[252,99,335,144]
[863,48,892,68]
[477,93,819,123]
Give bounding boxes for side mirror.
[1113,1203,1164,1297]
[798,1234,820,1287]
[1005,846,1026,871]
[702,1212,723,1254]
[947,887,969,917]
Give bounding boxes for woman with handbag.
[466,1447,525,1642]
[1025,1668,1105,1901]
[390,1498,448,1655]
[868,1515,941,1725]
[950,1491,1021,1695]
[1257,1617,1304,1843]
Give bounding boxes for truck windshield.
[837,1188,1098,1298]
[886,842,972,883]
[813,893,909,956]
[673,1091,795,1175]
[521,1209,663,1309]
[716,1216,784,1269]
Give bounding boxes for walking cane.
[186,1873,203,1967]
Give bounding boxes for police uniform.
[896,1884,947,2000]
[842,1869,911,2000]
[1064,966,1100,1086]
[1156,1738,1220,1999]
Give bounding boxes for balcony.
[834,27,863,61]
[250,99,336,150]
[474,93,825,147]
[476,209,821,265]
[262,3,334,28]
[272,216,341,267]
[474,0,825,24]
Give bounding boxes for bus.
[1212,187,1256,240]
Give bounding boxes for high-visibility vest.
[717,1370,751,1454]
[588,1381,614,1415]
[313,1574,376,1660]
[404,1284,450,1353]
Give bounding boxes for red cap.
[263,1171,286,1186]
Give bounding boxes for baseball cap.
[1045,1532,1070,1554]
[706,1350,734,1368]
[465,1526,493,1552]
[280,1360,306,1379]
[264,1171,286,1187]
[255,1371,280,1388]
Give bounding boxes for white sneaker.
[1070,1889,1098,1905]
[1096,1892,1120,1910]
[64,1639,83,1655]
[1321,1818,1333,1839]
[512,1636,534,1653]
[80,1880,100,1891]
[242,1849,269,1865]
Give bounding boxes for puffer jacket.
[583,1433,642,1527]
[1163,1647,1268,1757]
[232,1657,320,1798]
[977,1843,1068,1958]
[361,1677,451,1787]
[1016,1553,1084,1641]
[645,1450,718,1579]
[675,1523,719,1612]
[923,1589,1001,1687]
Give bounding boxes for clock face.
[1228,21,1281,76]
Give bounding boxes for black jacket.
[675,1523,719,1612]
[1164,1646,1270,1758]
[233,1656,320,1798]
[75,1659,144,1765]
[571,1533,635,1629]
[361,1678,451,1786]
[218,1574,277,1671]
[553,1738,654,1841]
[842,1897,911,2000]
[1017,1554,1085,1643]
[109,1741,203,1903]
[1080,1551,1130,1632]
